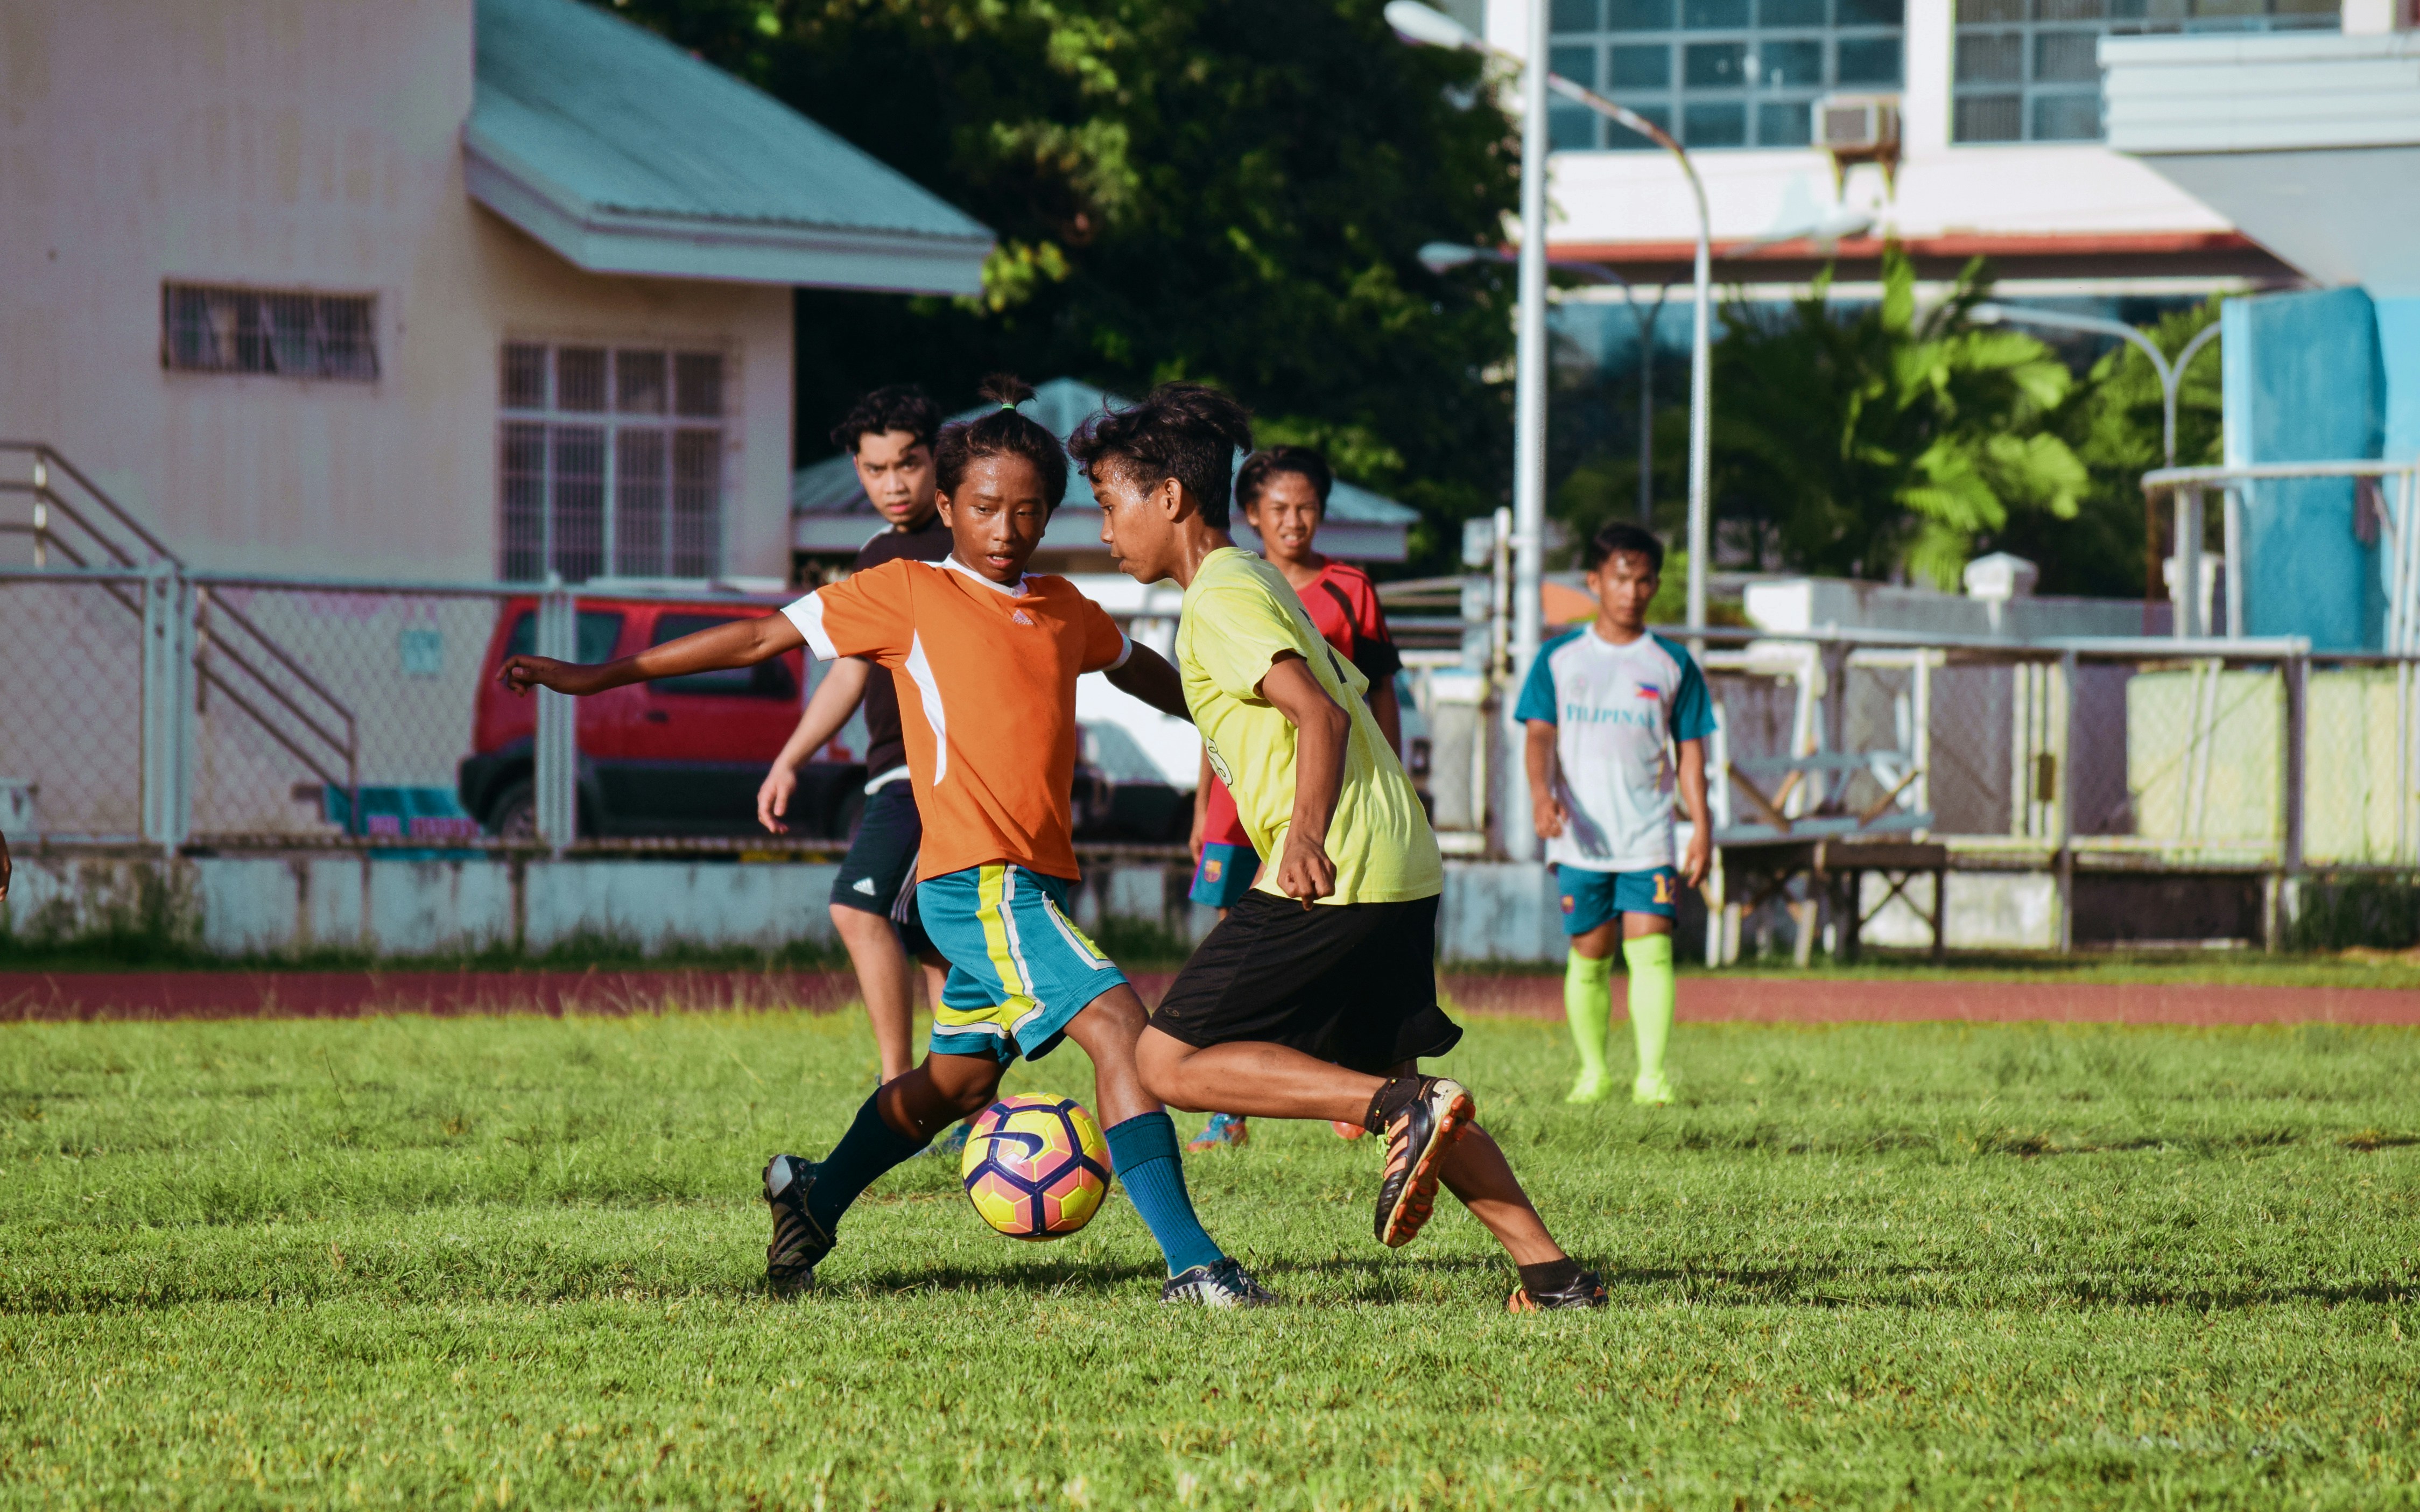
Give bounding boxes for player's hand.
[1187,807,1206,866]
[1531,788,1567,840]
[0,829,11,904]
[1274,832,1336,905]
[1679,825,1712,890]
[756,764,796,835]
[496,654,596,698]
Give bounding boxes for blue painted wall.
[2224,288,2385,649]
[2379,298,2420,466]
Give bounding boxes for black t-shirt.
[848,514,954,776]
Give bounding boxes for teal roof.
[792,378,1419,528]
[465,0,992,293]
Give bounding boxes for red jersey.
[1199,559,1401,848]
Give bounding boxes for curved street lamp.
[1971,302,2221,635]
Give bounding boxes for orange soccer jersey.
[781,557,1131,883]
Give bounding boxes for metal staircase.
[0,440,359,845]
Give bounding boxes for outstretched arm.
[1105,643,1191,723]
[498,613,804,699]
[758,657,873,834]
[1258,652,1348,904]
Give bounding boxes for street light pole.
[1387,0,1556,857]
[1504,0,1552,860]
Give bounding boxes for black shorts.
[1149,891,1461,1075]
[830,780,931,955]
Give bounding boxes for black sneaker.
[1161,1258,1279,1308]
[1508,1269,1608,1311]
[762,1154,835,1297]
[1373,1076,1474,1248]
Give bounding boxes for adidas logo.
[1011,610,1033,625]
[852,876,877,896]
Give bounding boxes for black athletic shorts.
[1149,891,1461,1075]
[830,779,931,955]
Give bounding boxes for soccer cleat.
[1631,1074,1674,1107]
[1565,1072,1614,1105]
[1371,1076,1474,1249]
[761,1154,835,1297]
[1161,1257,1279,1308]
[1186,1113,1249,1151]
[1508,1269,1609,1312]
[1330,1121,1366,1141]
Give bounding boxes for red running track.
[1,970,2417,1026]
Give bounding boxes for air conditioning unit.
[1813,93,1901,195]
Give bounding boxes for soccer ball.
[959,1094,1111,1241]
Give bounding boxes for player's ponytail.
[1066,382,1256,529]
[935,374,1068,509]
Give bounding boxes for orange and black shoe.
[762,1154,835,1298]
[1371,1076,1474,1248]
[1509,1269,1608,1312]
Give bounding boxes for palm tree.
[1711,244,2086,588]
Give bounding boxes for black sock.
[1518,1258,1585,1297]
[805,1092,932,1236]
[1363,1075,1425,1134]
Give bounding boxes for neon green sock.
[1563,950,1614,1101]
[1622,933,1676,1098]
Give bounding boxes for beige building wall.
[0,0,793,583]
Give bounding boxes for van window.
[503,609,625,665]
[648,614,800,700]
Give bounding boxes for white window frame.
[497,341,733,584]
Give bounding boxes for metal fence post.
[2056,648,2077,955]
[534,581,578,853]
[2279,643,2308,946]
[139,561,194,851]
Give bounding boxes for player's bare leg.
[830,903,918,1083]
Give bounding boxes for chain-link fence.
[0,554,2407,958]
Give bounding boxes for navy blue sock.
[1104,1112,1226,1277]
[806,1092,932,1236]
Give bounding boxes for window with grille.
[497,343,727,583]
[1546,0,1907,152]
[160,284,379,380]
[1953,0,2338,144]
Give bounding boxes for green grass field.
[4,1009,2417,1509]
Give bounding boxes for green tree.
[1703,245,2086,589]
[602,0,1523,568]
[2002,301,2223,599]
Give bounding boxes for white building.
[0,0,992,585]
[1475,0,2339,304]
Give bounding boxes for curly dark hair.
[933,375,1069,509]
[1065,383,1255,530]
[1235,445,1334,516]
[828,384,940,454]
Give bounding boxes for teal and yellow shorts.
[916,863,1128,1064]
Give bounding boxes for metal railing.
[1,442,362,842]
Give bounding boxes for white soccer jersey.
[1514,628,1715,873]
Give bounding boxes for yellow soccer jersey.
[1176,548,1443,906]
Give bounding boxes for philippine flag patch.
[1634,683,1662,700]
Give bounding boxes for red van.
[456,595,866,840]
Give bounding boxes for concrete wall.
[2224,286,2387,650]
[0,852,2156,964]
[0,0,793,582]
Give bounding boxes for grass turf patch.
[2,1011,2417,1508]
